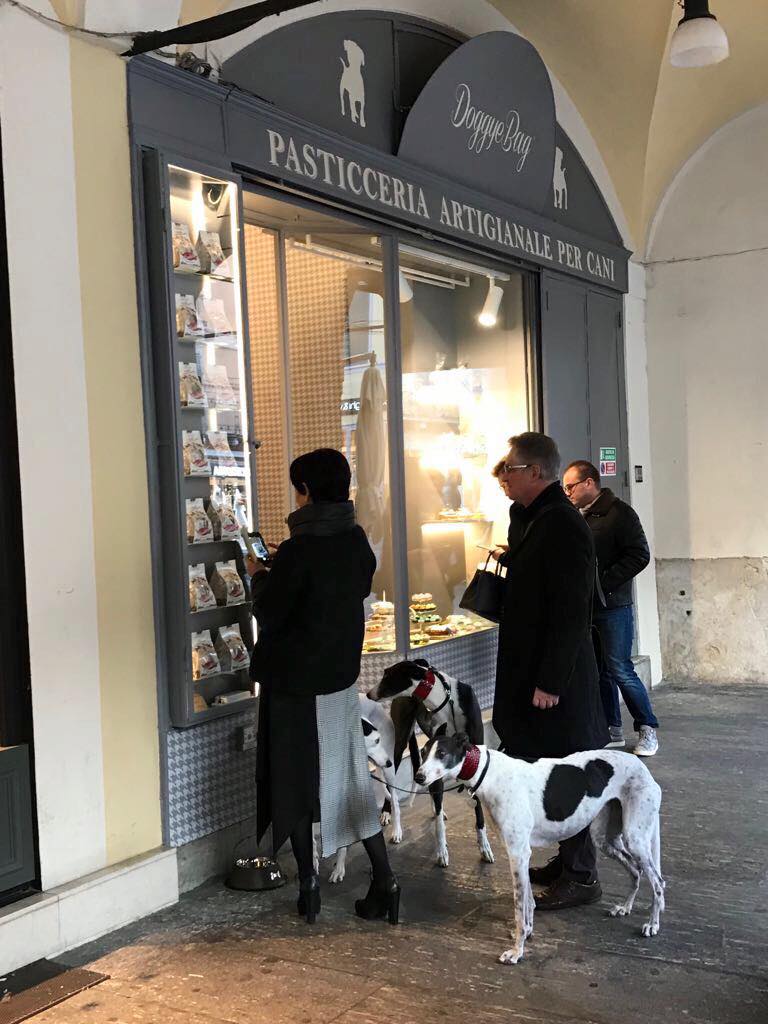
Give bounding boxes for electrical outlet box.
[236,724,257,751]
[634,465,644,483]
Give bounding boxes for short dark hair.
[507,432,560,481]
[565,460,600,486]
[290,448,351,503]
[491,457,507,479]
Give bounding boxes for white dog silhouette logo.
[553,146,568,210]
[339,39,366,127]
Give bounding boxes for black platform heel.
[354,874,401,925]
[297,875,320,924]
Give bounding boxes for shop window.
[243,199,397,655]
[399,245,528,649]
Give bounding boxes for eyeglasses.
[563,478,587,494]
[503,463,530,473]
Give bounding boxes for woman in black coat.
[248,448,400,925]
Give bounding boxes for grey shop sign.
[264,127,621,288]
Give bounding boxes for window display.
[144,166,532,725]
[400,245,528,649]
[166,165,256,721]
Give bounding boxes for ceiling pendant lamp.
[398,270,413,303]
[670,0,729,68]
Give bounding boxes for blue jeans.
[593,606,659,731]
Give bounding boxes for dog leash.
[368,771,466,796]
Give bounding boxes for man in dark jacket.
[563,461,659,756]
[494,432,608,911]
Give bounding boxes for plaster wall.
[646,104,768,683]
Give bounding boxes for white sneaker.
[606,726,625,748]
[633,726,659,757]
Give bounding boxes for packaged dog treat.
[183,430,210,477]
[214,623,250,674]
[210,499,240,542]
[189,563,217,613]
[206,431,236,468]
[196,295,233,337]
[179,362,206,407]
[191,629,220,679]
[175,293,201,337]
[202,365,238,408]
[172,222,201,273]
[196,231,226,276]
[210,559,246,606]
[186,498,213,544]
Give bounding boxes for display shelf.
[174,269,236,285]
[178,334,240,349]
[192,668,250,685]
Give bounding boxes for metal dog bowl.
[226,855,285,892]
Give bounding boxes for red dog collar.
[413,669,436,701]
[458,745,481,781]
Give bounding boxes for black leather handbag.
[459,552,505,623]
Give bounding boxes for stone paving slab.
[57,685,768,1024]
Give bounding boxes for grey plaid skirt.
[256,681,380,858]
[316,683,380,857]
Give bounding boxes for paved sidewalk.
[52,684,767,1024]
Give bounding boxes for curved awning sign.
[398,31,556,215]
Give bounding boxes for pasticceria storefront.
[127,12,630,849]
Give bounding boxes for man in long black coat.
[493,432,608,910]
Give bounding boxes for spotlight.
[478,278,503,327]
[399,271,413,303]
[670,0,729,68]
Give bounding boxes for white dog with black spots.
[416,730,665,965]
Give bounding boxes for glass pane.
[399,244,528,649]
[283,233,396,655]
[168,165,255,714]
[243,224,290,548]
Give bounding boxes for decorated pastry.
[425,623,457,638]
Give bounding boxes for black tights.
[290,816,392,883]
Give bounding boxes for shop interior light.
[478,278,503,327]
[399,271,413,303]
[670,0,729,67]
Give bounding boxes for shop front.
[128,14,630,850]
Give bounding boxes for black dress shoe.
[529,856,563,886]
[354,874,401,925]
[534,878,602,911]
[297,875,320,924]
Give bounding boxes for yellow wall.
[69,38,162,863]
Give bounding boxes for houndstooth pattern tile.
[166,707,258,848]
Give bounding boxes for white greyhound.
[416,730,665,966]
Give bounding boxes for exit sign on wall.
[599,447,617,477]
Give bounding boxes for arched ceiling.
[490,0,768,253]
[51,0,768,254]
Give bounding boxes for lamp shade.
[398,270,413,303]
[670,8,729,67]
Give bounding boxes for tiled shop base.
[166,629,499,847]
